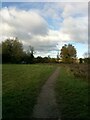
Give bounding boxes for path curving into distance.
[32,67,61,119]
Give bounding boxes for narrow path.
[32,67,61,119]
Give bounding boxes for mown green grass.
[55,66,89,120]
[2,64,56,118]
[0,64,2,119]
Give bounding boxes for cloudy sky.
[0,1,88,58]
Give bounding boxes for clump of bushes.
[68,64,88,80]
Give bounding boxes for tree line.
[1,38,57,64]
[1,37,90,64]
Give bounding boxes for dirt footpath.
[32,67,61,119]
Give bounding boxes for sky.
[0,1,88,58]
[1,0,89,2]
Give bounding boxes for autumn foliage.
[60,44,77,63]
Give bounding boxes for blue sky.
[0,2,88,58]
[2,2,45,10]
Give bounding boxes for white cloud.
[0,7,48,38]
[61,16,88,43]
[61,3,88,18]
[2,0,89,2]
[0,3,88,57]
[40,2,88,19]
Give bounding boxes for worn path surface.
[32,67,61,119]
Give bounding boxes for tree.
[57,51,60,60]
[36,56,43,63]
[2,37,24,63]
[79,58,83,63]
[60,44,77,63]
[26,46,34,64]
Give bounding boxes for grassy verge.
[0,64,2,119]
[2,64,56,118]
[55,65,89,120]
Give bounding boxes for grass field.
[55,65,89,120]
[2,64,89,119]
[0,64,2,119]
[2,64,56,118]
